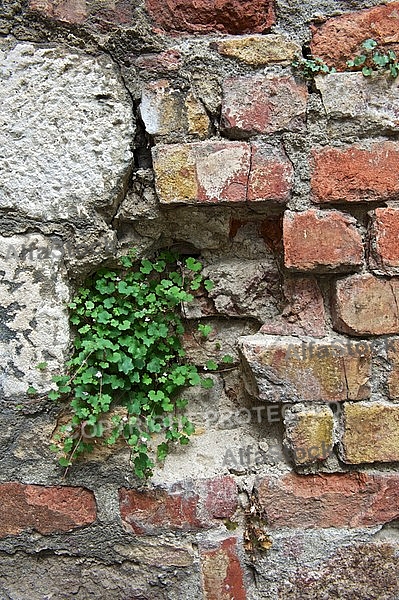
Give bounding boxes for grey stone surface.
[0,233,69,398]
[0,42,134,222]
[0,550,201,600]
[316,72,399,134]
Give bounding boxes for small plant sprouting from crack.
[346,38,399,78]
[29,249,235,479]
[292,38,399,81]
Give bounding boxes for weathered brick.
[311,2,399,70]
[145,0,275,35]
[29,0,87,24]
[312,143,399,204]
[369,207,399,275]
[221,75,307,137]
[140,81,210,140]
[152,141,293,205]
[256,472,399,528]
[283,209,363,272]
[199,537,246,600]
[119,477,237,534]
[332,273,399,335]
[315,74,399,134]
[152,141,249,204]
[387,339,399,399]
[247,143,293,203]
[134,50,182,73]
[280,542,399,600]
[260,276,327,338]
[341,402,399,464]
[29,0,136,28]
[238,335,371,403]
[284,405,334,465]
[215,34,299,66]
[0,484,96,537]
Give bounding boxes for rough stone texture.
[260,277,327,338]
[152,141,292,205]
[247,143,293,203]
[3,2,399,598]
[0,483,96,536]
[332,273,399,335]
[283,209,363,272]
[279,542,399,600]
[199,538,246,600]
[387,339,399,399]
[221,75,307,137]
[315,74,399,135]
[134,50,182,73]
[257,472,399,528]
[29,0,87,24]
[341,402,399,463]
[311,2,399,70]
[152,141,250,205]
[204,259,281,323]
[145,0,275,34]
[29,0,139,29]
[214,34,300,65]
[119,477,237,534]
[284,405,335,465]
[311,142,399,204]
[0,550,202,600]
[369,207,399,274]
[0,234,69,398]
[140,80,210,140]
[182,318,257,365]
[0,42,134,222]
[238,335,371,403]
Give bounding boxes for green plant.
[291,54,336,79]
[49,249,219,479]
[292,39,399,81]
[347,38,399,78]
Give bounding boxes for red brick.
[239,335,371,403]
[311,143,399,204]
[202,477,238,520]
[257,472,399,528]
[311,2,399,70]
[200,537,246,600]
[145,0,275,35]
[369,207,399,274]
[260,276,327,338]
[283,209,363,272]
[332,273,399,335]
[119,477,237,534]
[221,75,307,136]
[0,484,96,537]
[152,141,293,205]
[248,143,293,203]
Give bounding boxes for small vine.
[292,38,399,80]
[46,249,231,479]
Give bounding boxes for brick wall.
[1,1,399,598]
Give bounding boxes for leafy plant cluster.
[291,55,336,79]
[293,38,399,80]
[46,250,231,479]
[346,38,399,78]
